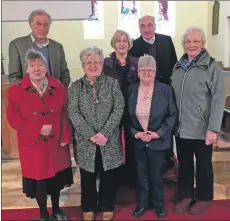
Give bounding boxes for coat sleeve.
[128,85,142,138]
[8,41,23,83]
[100,80,125,139]
[156,86,177,140]
[59,44,71,88]
[68,82,96,140]
[207,62,225,133]
[6,86,42,143]
[130,127,140,138]
[59,87,72,144]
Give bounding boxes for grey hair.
[181,26,206,46]
[138,15,155,26]
[24,49,48,69]
[110,30,133,50]
[80,46,104,66]
[28,9,52,25]
[138,55,156,70]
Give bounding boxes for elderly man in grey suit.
[8,9,70,88]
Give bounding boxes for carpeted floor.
[2,184,230,220]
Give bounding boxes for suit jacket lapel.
[22,35,33,55]
[148,81,161,126]
[22,35,33,73]
[154,34,160,62]
[48,41,55,76]
[130,83,143,131]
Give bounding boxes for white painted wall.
[2,1,209,79]
[207,1,230,67]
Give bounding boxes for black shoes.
[156,206,167,218]
[39,214,50,221]
[133,205,167,218]
[52,211,68,220]
[133,206,145,217]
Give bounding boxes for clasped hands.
[135,131,160,142]
[90,133,108,146]
[40,125,67,146]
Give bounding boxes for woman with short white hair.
[103,30,139,187]
[7,49,73,221]
[128,55,177,218]
[171,26,225,215]
[68,46,125,221]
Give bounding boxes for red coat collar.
[20,74,62,89]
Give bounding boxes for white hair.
[80,46,104,66]
[181,26,206,46]
[138,15,155,26]
[138,54,156,70]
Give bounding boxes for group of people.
[6,9,225,221]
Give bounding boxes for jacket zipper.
[178,64,206,134]
[197,106,206,123]
[178,71,188,134]
[177,65,207,134]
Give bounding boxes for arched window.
[155,1,176,37]
[118,1,140,39]
[83,1,104,39]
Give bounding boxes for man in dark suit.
[131,15,178,171]
[8,9,70,88]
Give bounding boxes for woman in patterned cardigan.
[68,46,125,221]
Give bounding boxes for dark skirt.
[23,167,74,199]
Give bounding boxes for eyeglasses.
[184,40,202,45]
[140,24,154,30]
[139,69,156,73]
[84,61,101,67]
[116,39,128,44]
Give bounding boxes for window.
[83,1,104,39]
[118,1,140,40]
[155,1,176,37]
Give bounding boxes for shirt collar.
[30,34,49,48]
[142,34,155,44]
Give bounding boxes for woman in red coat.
[6,49,73,221]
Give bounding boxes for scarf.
[182,48,206,71]
[86,77,98,104]
[29,76,48,97]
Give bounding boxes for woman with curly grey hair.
[68,46,125,220]
[128,55,177,218]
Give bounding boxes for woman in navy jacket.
[128,55,177,218]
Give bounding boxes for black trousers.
[120,123,136,186]
[164,135,176,167]
[165,135,175,158]
[80,146,119,212]
[134,146,165,208]
[176,137,213,201]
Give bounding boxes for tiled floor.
[2,135,230,209]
